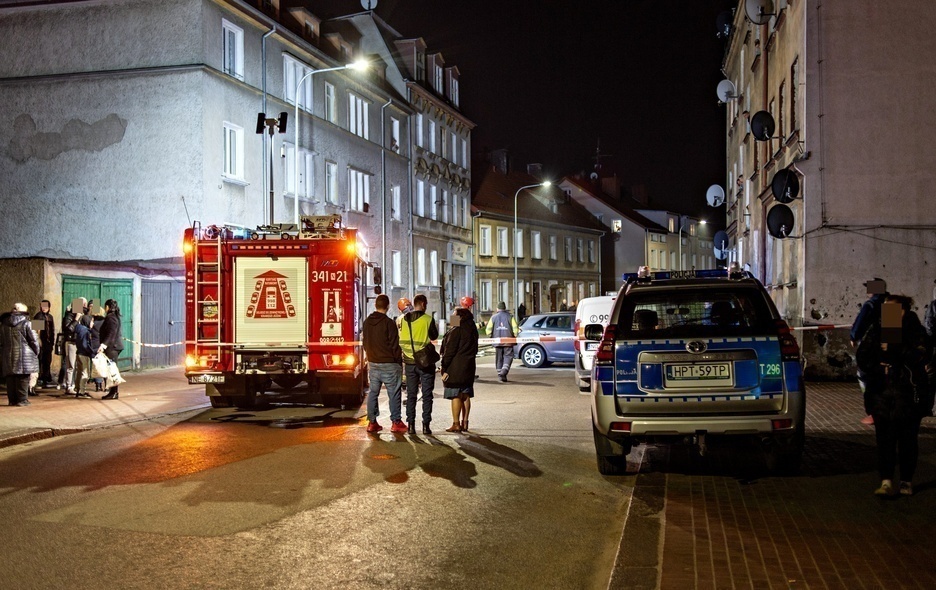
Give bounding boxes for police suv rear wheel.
[521,344,547,368]
[593,424,630,475]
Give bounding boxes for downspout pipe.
[261,26,276,225]
[381,98,392,296]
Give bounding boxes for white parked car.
[573,295,616,390]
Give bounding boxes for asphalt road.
[0,361,635,590]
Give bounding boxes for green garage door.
[62,276,133,370]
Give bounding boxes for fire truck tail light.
[185,354,198,367]
[344,354,357,367]
[183,239,194,255]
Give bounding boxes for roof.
[561,176,668,233]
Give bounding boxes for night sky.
[313,0,733,225]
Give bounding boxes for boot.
[407,421,416,434]
[102,386,119,400]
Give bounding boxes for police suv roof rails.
[622,263,754,284]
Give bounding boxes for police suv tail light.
[610,421,632,433]
[594,325,617,365]
[771,418,793,430]
[776,320,800,361]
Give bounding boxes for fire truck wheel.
[209,395,234,408]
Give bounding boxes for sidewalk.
[0,368,208,449]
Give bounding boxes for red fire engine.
[183,214,374,408]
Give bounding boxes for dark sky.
[313,0,733,224]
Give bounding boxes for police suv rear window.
[617,287,776,338]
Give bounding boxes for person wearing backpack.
[399,294,439,434]
[486,301,519,382]
[856,294,931,497]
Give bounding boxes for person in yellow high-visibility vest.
[400,294,439,434]
[486,302,519,382]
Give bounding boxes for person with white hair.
[0,303,41,406]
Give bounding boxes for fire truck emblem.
[322,289,343,336]
[247,270,295,319]
[202,294,218,319]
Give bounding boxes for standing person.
[98,299,124,400]
[1,303,41,407]
[60,298,85,395]
[362,294,406,433]
[851,278,888,425]
[856,294,931,496]
[517,302,527,322]
[33,300,55,388]
[441,306,479,432]
[486,301,518,382]
[400,294,439,434]
[73,314,99,399]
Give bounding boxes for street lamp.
[292,59,368,224]
[513,181,551,314]
[677,217,706,271]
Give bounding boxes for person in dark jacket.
[857,294,931,497]
[850,278,888,346]
[33,299,55,388]
[400,294,439,434]
[98,299,124,399]
[486,301,519,382]
[73,314,99,399]
[60,298,85,395]
[362,294,406,433]
[441,306,479,432]
[1,303,41,406]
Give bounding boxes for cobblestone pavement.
[613,381,936,589]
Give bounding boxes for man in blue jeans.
[400,294,439,434]
[362,294,406,433]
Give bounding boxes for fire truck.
[183,214,375,409]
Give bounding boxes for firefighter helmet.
[460,296,474,309]
[397,298,413,313]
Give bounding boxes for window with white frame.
[325,161,338,204]
[497,280,509,307]
[284,143,313,199]
[429,120,437,153]
[531,231,542,259]
[549,235,557,260]
[416,180,425,217]
[576,238,584,263]
[564,237,573,262]
[452,191,460,226]
[650,249,657,269]
[587,240,595,263]
[515,229,524,258]
[284,55,312,111]
[440,131,448,160]
[480,280,492,311]
[589,283,597,298]
[479,225,492,256]
[434,62,443,93]
[222,122,244,180]
[430,250,439,285]
[348,168,370,212]
[449,132,457,162]
[450,76,459,107]
[391,250,402,286]
[670,251,677,270]
[391,185,401,220]
[415,51,425,81]
[390,117,400,152]
[348,93,369,139]
[415,114,424,148]
[324,82,336,123]
[442,190,449,223]
[222,19,244,80]
[416,248,426,285]
[497,227,509,257]
[612,219,622,233]
[430,185,438,220]
[461,197,468,227]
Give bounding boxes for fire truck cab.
[184,214,372,408]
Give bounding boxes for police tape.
[790,324,851,331]
[122,338,185,348]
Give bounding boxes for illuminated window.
[283,143,313,199]
[222,122,243,180]
[479,225,492,256]
[222,20,243,80]
[348,93,369,139]
[497,227,509,257]
[612,219,622,233]
[325,161,338,204]
[324,82,336,123]
[284,56,312,111]
[348,168,370,212]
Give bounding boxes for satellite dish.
[361,0,378,9]
[744,0,774,25]
[716,10,734,39]
[713,230,729,260]
[766,204,795,239]
[706,184,726,207]
[750,110,775,141]
[771,168,800,204]
[589,172,599,181]
[716,79,737,103]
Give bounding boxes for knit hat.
[497,301,507,310]
[12,302,27,313]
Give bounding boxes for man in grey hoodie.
[362,294,406,433]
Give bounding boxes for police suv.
[585,264,805,475]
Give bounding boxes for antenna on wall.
[592,138,612,173]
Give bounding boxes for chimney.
[527,163,543,178]
[490,148,509,175]
[601,174,622,200]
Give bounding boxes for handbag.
[407,316,440,369]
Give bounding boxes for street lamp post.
[292,60,367,225]
[513,181,551,314]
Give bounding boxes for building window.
[440,130,448,160]
[348,93,369,139]
[284,55,312,111]
[222,122,244,180]
[416,248,426,286]
[479,225,492,256]
[671,251,677,270]
[650,249,657,269]
[462,197,469,228]
[430,185,438,220]
[497,280,509,307]
[442,190,449,224]
[564,237,573,262]
[515,229,524,259]
[587,239,594,263]
[391,250,402,286]
[416,180,426,217]
[430,250,439,285]
[531,231,542,259]
[612,219,622,233]
[480,280,492,311]
[349,168,370,212]
[390,117,400,152]
[222,19,244,80]
[416,114,424,148]
[325,161,338,204]
[790,58,798,133]
[391,185,401,220]
[429,120,437,153]
[549,235,558,260]
[576,238,584,263]
[324,82,336,123]
[434,62,443,93]
[461,138,468,168]
[450,76,459,107]
[284,143,313,199]
[497,227,509,257]
[452,191,460,226]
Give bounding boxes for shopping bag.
[91,352,110,379]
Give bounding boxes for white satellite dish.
[706,184,726,207]
[589,172,599,181]
[716,79,737,103]
[361,0,378,10]
[713,230,729,260]
[744,0,773,25]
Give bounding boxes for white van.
[573,295,616,390]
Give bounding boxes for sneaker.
[390,420,408,433]
[498,374,507,382]
[366,421,383,433]
[899,481,913,496]
[14,400,31,406]
[874,479,896,496]
[861,415,874,425]
[76,392,93,399]
[65,389,77,395]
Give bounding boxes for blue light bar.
[622,269,730,282]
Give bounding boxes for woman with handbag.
[400,295,439,434]
[440,305,479,433]
[98,299,124,400]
